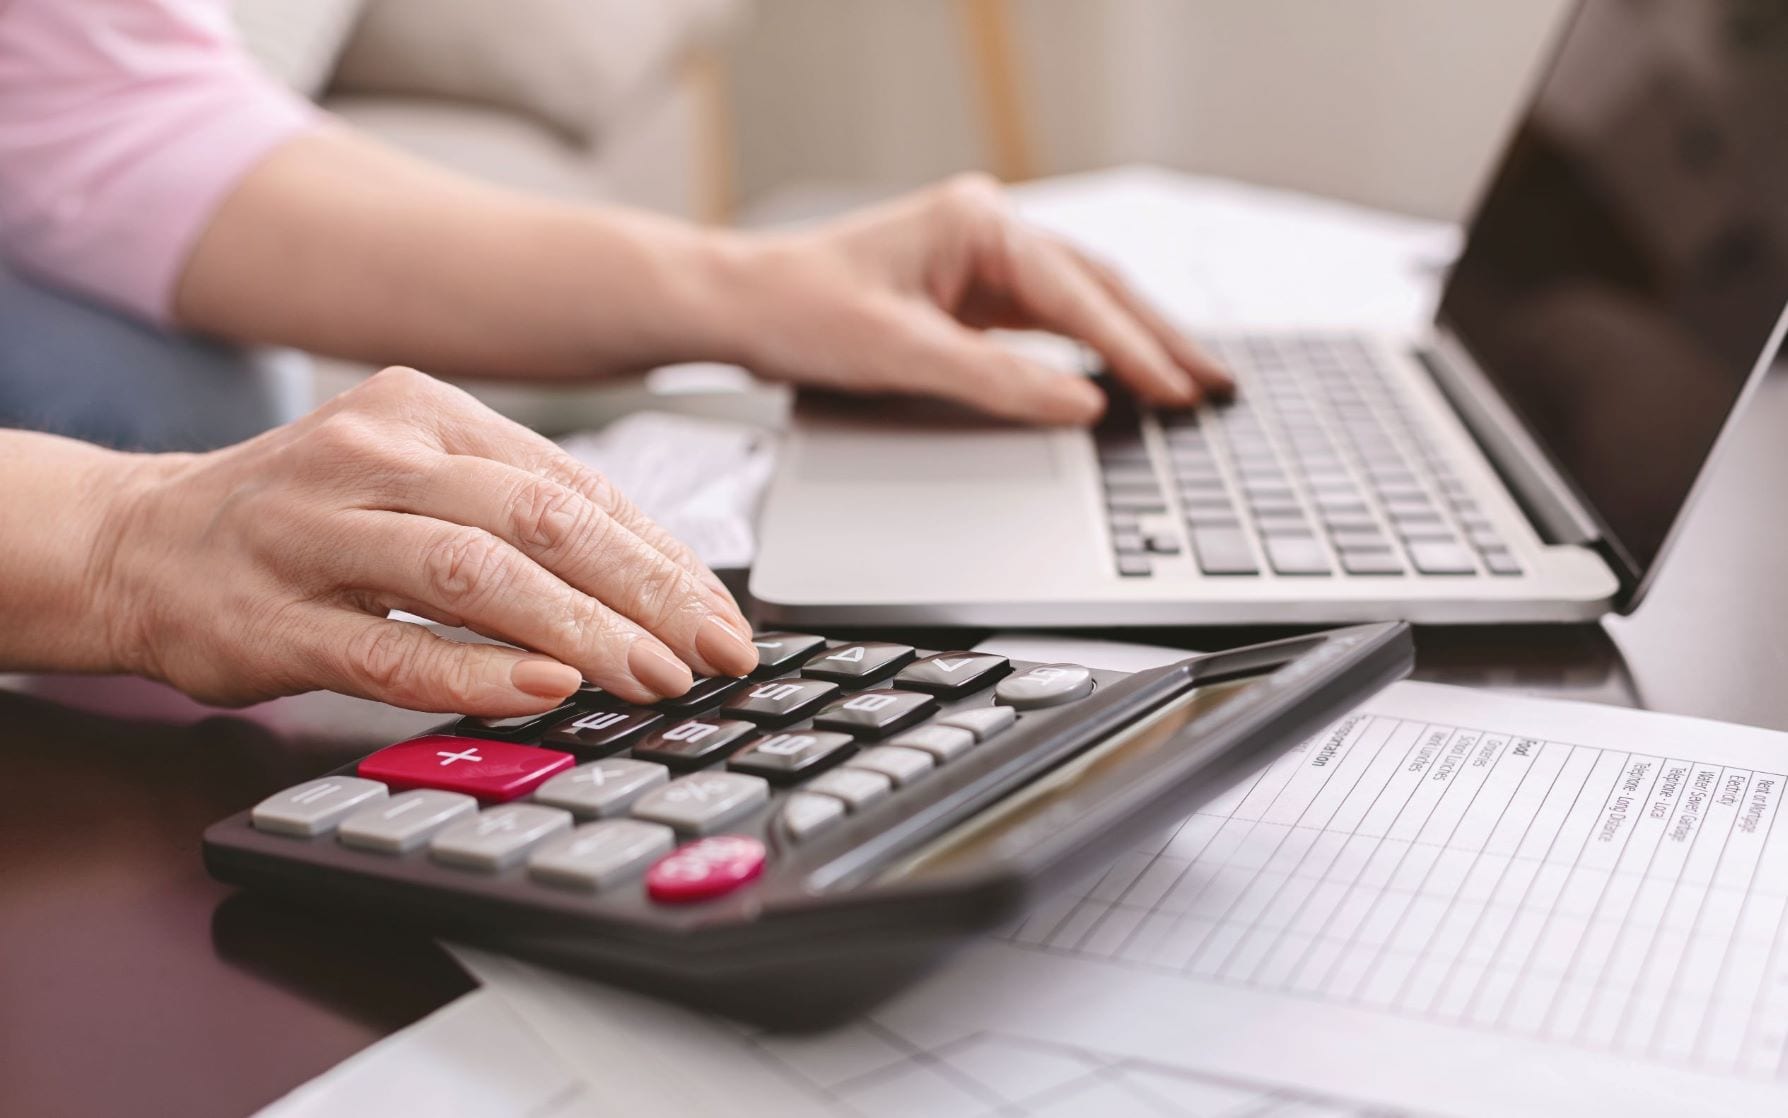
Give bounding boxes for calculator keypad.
[243,635,1113,907]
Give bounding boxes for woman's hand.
[95,367,757,715]
[723,173,1233,425]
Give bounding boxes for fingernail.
[1061,378,1106,423]
[628,641,694,698]
[511,657,582,700]
[698,580,749,636]
[696,613,759,676]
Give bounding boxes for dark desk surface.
[6,373,1785,1118]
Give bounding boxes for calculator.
[205,622,1411,1027]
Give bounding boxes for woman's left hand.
[723,173,1233,425]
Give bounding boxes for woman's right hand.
[96,366,757,715]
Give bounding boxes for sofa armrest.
[330,0,744,144]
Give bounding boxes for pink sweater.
[0,0,319,324]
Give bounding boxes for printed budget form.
[458,674,1788,1117]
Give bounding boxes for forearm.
[173,128,752,380]
[0,432,163,674]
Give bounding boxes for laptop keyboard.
[1096,333,1523,580]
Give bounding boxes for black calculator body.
[205,622,1411,1028]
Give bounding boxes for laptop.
[751,0,1788,627]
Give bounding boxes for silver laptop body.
[751,0,1788,628]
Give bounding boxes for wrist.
[84,450,194,680]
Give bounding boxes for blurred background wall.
[725,0,1573,221]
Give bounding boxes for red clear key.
[645,835,766,904]
[357,735,573,803]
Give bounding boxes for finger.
[995,226,1201,406]
[334,509,697,704]
[313,610,585,716]
[887,305,1107,425]
[1054,239,1235,396]
[391,454,758,678]
[413,379,750,628]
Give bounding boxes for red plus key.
[646,835,766,903]
[357,735,573,803]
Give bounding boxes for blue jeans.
[0,263,309,452]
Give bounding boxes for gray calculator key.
[805,768,893,811]
[533,758,669,818]
[995,664,1094,709]
[802,641,916,685]
[846,746,935,787]
[430,804,572,871]
[938,705,1016,742]
[727,730,856,782]
[1481,547,1522,576]
[252,777,387,837]
[889,724,976,762]
[777,792,847,841]
[1116,554,1152,578]
[812,689,938,739]
[527,819,675,890]
[631,772,769,833]
[1189,527,1258,574]
[338,789,476,853]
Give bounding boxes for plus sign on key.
[358,735,574,803]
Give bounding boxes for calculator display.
[882,674,1262,881]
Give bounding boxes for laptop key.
[1264,536,1332,575]
[1481,548,1523,576]
[1340,548,1404,575]
[1408,541,1478,575]
[1189,527,1258,575]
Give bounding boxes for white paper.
[252,991,601,1118]
[462,676,1788,1117]
[558,412,775,570]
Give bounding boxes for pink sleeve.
[0,0,321,324]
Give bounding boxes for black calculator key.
[719,678,840,726]
[894,652,1011,698]
[631,718,758,770]
[454,703,576,740]
[654,676,750,714]
[802,642,916,686]
[727,730,857,783]
[748,632,827,677]
[542,706,664,757]
[812,689,938,739]
[994,664,1095,709]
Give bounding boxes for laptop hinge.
[1416,329,1602,549]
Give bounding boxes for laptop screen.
[1440,0,1788,593]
